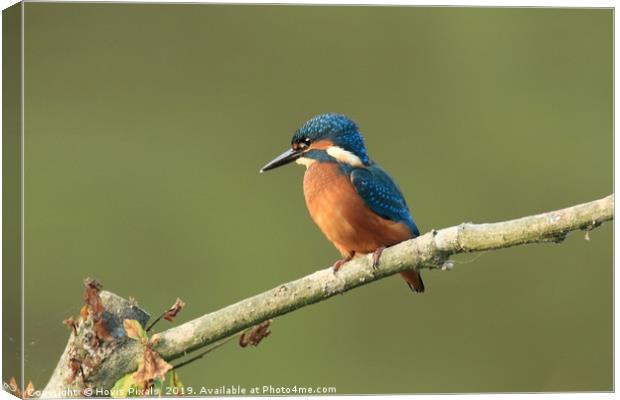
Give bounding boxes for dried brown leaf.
[67,358,82,384]
[6,378,35,399]
[63,317,78,335]
[94,319,113,342]
[9,377,21,397]
[123,319,148,343]
[79,305,89,321]
[23,381,35,399]
[83,278,105,320]
[239,320,272,348]
[133,347,172,383]
[163,298,185,322]
[80,278,112,342]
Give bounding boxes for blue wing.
[350,164,420,237]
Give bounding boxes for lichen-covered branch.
[41,292,150,398]
[44,195,614,395]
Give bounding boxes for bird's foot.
[372,246,386,269]
[332,256,353,274]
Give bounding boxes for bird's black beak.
[260,148,304,173]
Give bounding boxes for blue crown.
[292,113,371,165]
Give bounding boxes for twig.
[146,298,185,332]
[171,334,239,371]
[146,314,165,333]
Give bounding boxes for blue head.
[260,113,371,172]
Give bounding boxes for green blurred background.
[22,4,612,394]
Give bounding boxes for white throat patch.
[295,157,315,169]
[326,146,364,167]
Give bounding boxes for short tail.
[400,270,425,293]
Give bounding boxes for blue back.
[349,164,420,237]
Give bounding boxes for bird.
[260,113,424,293]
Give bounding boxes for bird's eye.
[297,137,311,149]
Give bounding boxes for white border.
[0,2,615,400]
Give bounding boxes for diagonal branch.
[45,194,614,393]
[151,195,614,358]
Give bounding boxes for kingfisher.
[260,113,424,293]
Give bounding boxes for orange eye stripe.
[308,139,333,150]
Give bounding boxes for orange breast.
[303,163,413,257]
